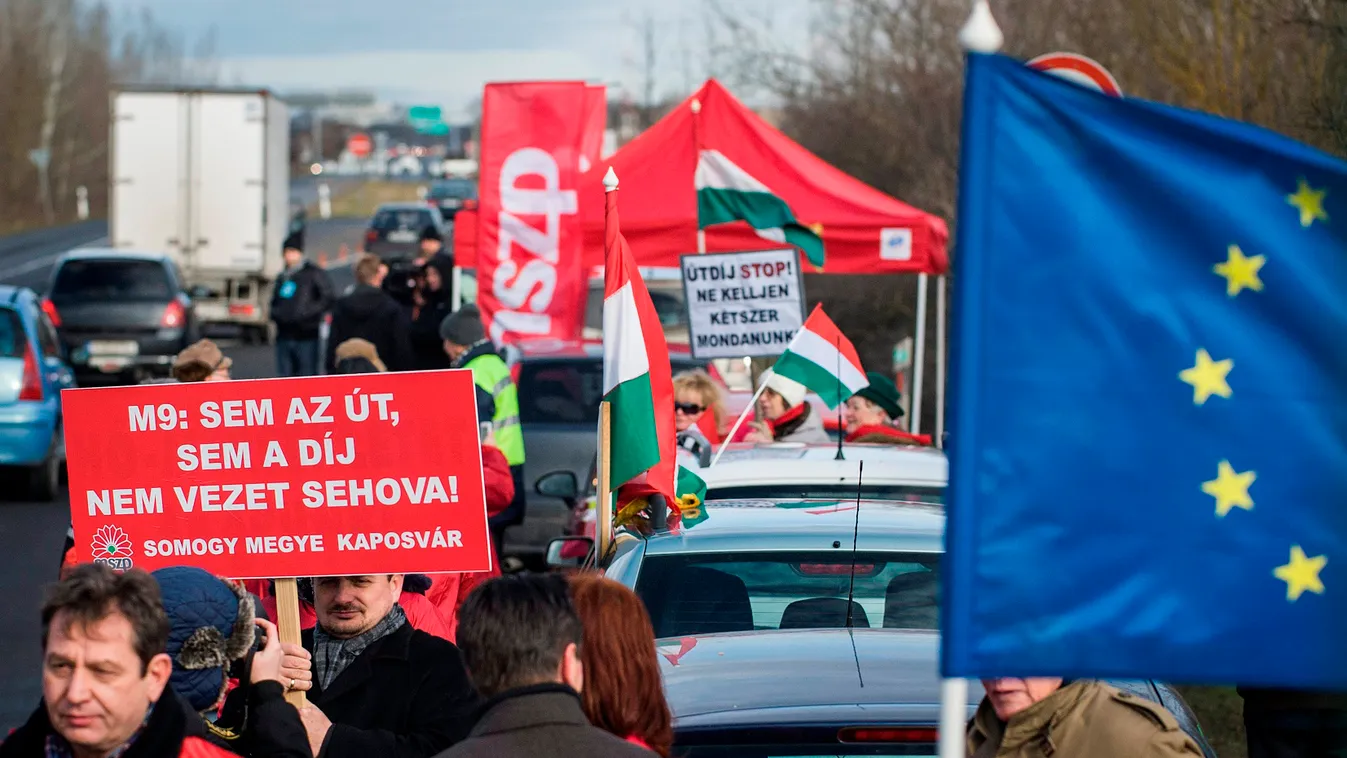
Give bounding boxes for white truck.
[110,88,291,341]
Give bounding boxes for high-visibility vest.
[465,352,525,466]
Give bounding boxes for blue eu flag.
[943,53,1347,688]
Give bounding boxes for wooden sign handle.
[273,577,307,707]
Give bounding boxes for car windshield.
[0,308,26,358]
[429,180,476,200]
[519,358,704,424]
[51,260,172,302]
[372,209,431,231]
[706,484,944,503]
[635,551,939,638]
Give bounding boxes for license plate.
[97,357,132,373]
[387,230,417,243]
[87,340,139,357]
[442,199,461,209]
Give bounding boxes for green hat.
[855,371,903,419]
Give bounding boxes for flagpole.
[935,275,947,448]
[596,400,614,561]
[692,97,707,255]
[941,6,1002,758]
[709,368,773,468]
[911,273,929,435]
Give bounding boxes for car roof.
[374,202,434,212]
[642,498,943,555]
[57,248,172,264]
[0,285,34,307]
[701,443,947,488]
[660,629,981,729]
[507,338,695,360]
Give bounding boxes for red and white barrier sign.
[63,371,491,579]
[477,81,591,344]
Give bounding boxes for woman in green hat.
[844,372,931,446]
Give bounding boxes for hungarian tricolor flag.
[696,149,826,269]
[772,304,868,408]
[602,168,676,502]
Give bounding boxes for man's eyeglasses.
[674,402,705,415]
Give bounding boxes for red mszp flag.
[477,81,589,343]
[601,168,676,504]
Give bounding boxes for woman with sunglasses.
[673,370,724,459]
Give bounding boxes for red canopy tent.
[456,78,949,274]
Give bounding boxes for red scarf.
[846,423,932,446]
[767,402,809,438]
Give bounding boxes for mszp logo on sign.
[91,525,134,570]
[880,228,913,261]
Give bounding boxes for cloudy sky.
[102,0,811,119]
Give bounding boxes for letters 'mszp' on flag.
[601,168,676,502]
[943,53,1347,688]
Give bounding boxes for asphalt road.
[0,218,363,731]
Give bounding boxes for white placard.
[681,248,806,359]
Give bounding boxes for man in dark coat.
[326,254,414,372]
[271,236,334,377]
[223,573,480,758]
[435,574,649,758]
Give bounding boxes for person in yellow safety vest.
[440,304,526,558]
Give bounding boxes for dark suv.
[426,179,478,220]
[44,250,196,385]
[364,202,448,262]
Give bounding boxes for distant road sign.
[347,133,372,158]
[1027,52,1122,97]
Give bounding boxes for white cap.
[760,371,808,408]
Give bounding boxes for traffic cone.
[317,250,328,267]
[338,244,349,263]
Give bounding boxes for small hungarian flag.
[696,149,825,269]
[772,304,868,408]
[602,168,676,500]
[676,465,709,528]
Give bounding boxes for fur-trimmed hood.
[153,567,256,713]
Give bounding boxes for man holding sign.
[61,368,496,758]
[222,573,480,758]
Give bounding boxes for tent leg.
[935,275,946,448]
[911,273,929,436]
[939,678,969,758]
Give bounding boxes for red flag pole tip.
[604,166,619,192]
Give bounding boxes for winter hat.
[152,567,255,713]
[439,304,485,346]
[854,371,904,419]
[334,338,386,372]
[420,226,443,243]
[761,371,808,408]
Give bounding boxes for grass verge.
[311,181,426,219]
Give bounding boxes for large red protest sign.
[477,81,590,344]
[63,370,491,579]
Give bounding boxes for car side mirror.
[535,470,579,501]
[545,537,593,570]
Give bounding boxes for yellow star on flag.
[1274,545,1326,601]
[1178,348,1233,405]
[1202,460,1256,517]
[1213,244,1265,297]
[1286,178,1328,228]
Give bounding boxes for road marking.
[0,237,110,282]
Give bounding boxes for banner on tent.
[681,248,806,359]
[62,371,492,579]
[478,81,591,344]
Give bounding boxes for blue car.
[0,286,74,500]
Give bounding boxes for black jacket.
[271,261,335,340]
[432,684,651,758]
[0,683,308,758]
[326,284,414,372]
[410,299,453,371]
[223,623,479,758]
